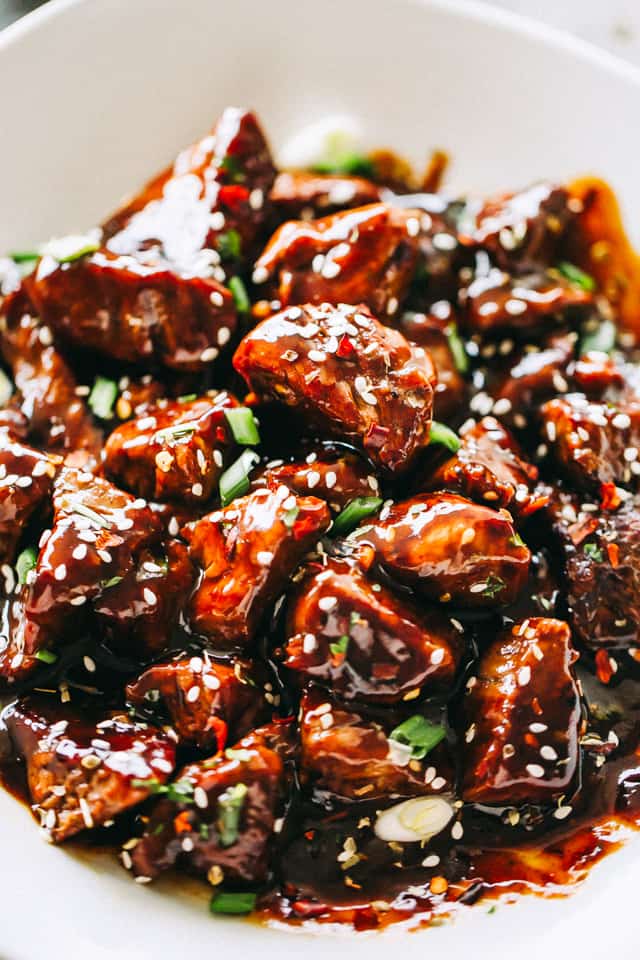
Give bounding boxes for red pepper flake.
[304,830,315,841]
[336,335,356,359]
[524,732,538,748]
[530,696,543,716]
[567,516,599,545]
[600,482,622,511]
[595,648,614,685]
[206,715,228,752]
[291,900,329,919]
[243,391,260,408]
[173,811,193,834]
[607,542,620,568]
[522,492,550,517]
[364,423,391,451]
[218,184,250,210]
[292,515,322,541]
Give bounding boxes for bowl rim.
[3,0,640,91]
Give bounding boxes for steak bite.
[356,492,530,607]
[284,555,463,703]
[270,170,382,221]
[422,417,544,518]
[129,728,286,883]
[104,392,239,504]
[0,468,162,682]
[127,655,265,752]
[397,306,467,421]
[183,485,331,649]
[461,618,581,805]
[491,333,575,417]
[542,393,640,492]
[4,698,176,842]
[233,302,436,473]
[299,687,453,800]
[252,203,422,317]
[103,107,276,274]
[0,429,61,563]
[26,251,237,372]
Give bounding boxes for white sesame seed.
[303,634,317,654]
[325,471,337,489]
[200,347,219,363]
[451,821,464,840]
[318,596,337,612]
[168,517,180,537]
[430,648,445,666]
[249,188,264,210]
[540,745,558,761]
[83,655,96,673]
[526,763,545,779]
[217,326,230,346]
[422,854,440,867]
[72,544,87,561]
[186,685,200,703]
[252,265,269,284]
[517,666,531,686]
[307,470,321,489]
[194,786,208,809]
[613,413,631,430]
[529,722,548,733]
[257,550,273,565]
[308,349,327,363]
[143,588,157,606]
[505,298,527,316]
[210,211,226,230]
[54,564,67,581]
[70,595,87,606]
[209,290,224,308]
[554,805,573,820]
[431,776,446,790]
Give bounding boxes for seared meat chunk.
[491,333,575,417]
[397,306,467,421]
[466,182,575,272]
[127,655,264,752]
[462,618,581,805]
[103,107,276,274]
[569,351,626,398]
[183,485,330,649]
[542,393,640,491]
[0,299,101,464]
[284,555,463,702]
[234,302,436,473]
[270,171,381,220]
[26,252,237,372]
[94,539,193,657]
[0,468,162,682]
[299,687,453,800]
[423,417,544,518]
[357,492,530,607]
[253,446,379,513]
[129,729,285,883]
[104,392,238,504]
[4,698,176,842]
[0,429,61,563]
[252,203,422,317]
[460,267,592,337]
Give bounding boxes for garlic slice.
[374,796,454,843]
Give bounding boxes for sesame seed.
[303,634,317,654]
[465,724,476,743]
[325,471,337,489]
[203,672,220,690]
[517,666,531,686]
[613,413,631,430]
[209,290,224,308]
[430,648,445,666]
[308,349,327,363]
[143,588,157,606]
[194,786,208,809]
[540,745,558,761]
[83,656,96,673]
[422,854,440,867]
[54,564,67,581]
[252,266,269,284]
[554,805,573,820]
[526,763,545,779]
[307,470,321,489]
[70,595,87,606]
[529,722,548,733]
[431,776,446,790]
[217,326,230,347]
[318,596,337,612]
[72,544,88,561]
[451,821,464,840]
[168,517,180,537]
[200,347,219,363]
[186,685,200,703]
[505,298,527,316]
[249,188,264,210]
[210,211,226,230]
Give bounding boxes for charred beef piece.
[355,492,530,607]
[183,485,331,649]
[4,697,176,842]
[397,305,467,421]
[542,392,640,492]
[129,726,287,883]
[299,686,454,800]
[270,171,382,221]
[491,333,576,418]
[284,554,463,703]
[104,392,239,504]
[234,302,436,473]
[0,429,61,563]
[252,203,422,318]
[127,655,265,752]
[461,618,581,805]
[422,417,545,518]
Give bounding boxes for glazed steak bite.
[129,730,285,883]
[26,251,237,371]
[252,203,422,317]
[423,417,544,518]
[284,555,463,702]
[127,656,264,752]
[104,392,239,504]
[253,447,379,513]
[357,492,530,607]
[542,393,640,492]
[234,302,436,473]
[491,332,575,416]
[103,107,276,274]
[0,429,61,563]
[299,687,453,800]
[270,171,382,221]
[461,618,581,805]
[4,698,176,842]
[397,307,467,421]
[183,485,331,649]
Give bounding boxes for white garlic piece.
[374,796,454,843]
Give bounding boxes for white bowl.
[1,1,640,957]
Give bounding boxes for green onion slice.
[9,250,40,263]
[210,891,257,915]
[429,421,461,454]
[329,635,349,658]
[445,322,469,374]
[16,546,37,584]
[388,715,446,760]
[88,376,117,420]
[557,261,596,292]
[219,450,260,506]
[217,782,248,847]
[42,230,101,264]
[216,229,242,261]
[580,318,617,355]
[224,407,260,446]
[583,542,604,562]
[331,496,383,536]
[229,275,250,313]
[35,649,58,664]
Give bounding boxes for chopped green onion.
[225,748,253,763]
[177,393,198,404]
[429,421,461,454]
[510,531,526,548]
[216,229,242,261]
[313,154,375,178]
[557,261,596,292]
[219,155,245,182]
[388,715,446,760]
[35,649,58,664]
[9,250,40,263]
[217,782,248,847]
[219,450,260,506]
[224,407,260,446]
[153,421,198,444]
[329,635,349,658]
[131,777,194,804]
[88,376,117,420]
[283,505,299,529]
[444,323,469,374]
[331,497,383,536]
[0,369,13,407]
[42,231,100,264]
[229,275,250,313]
[73,502,109,529]
[210,891,257,915]
[584,542,604,562]
[481,574,506,599]
[580,319,617,355]
[16,547,37,584]
[102,575,124,590]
